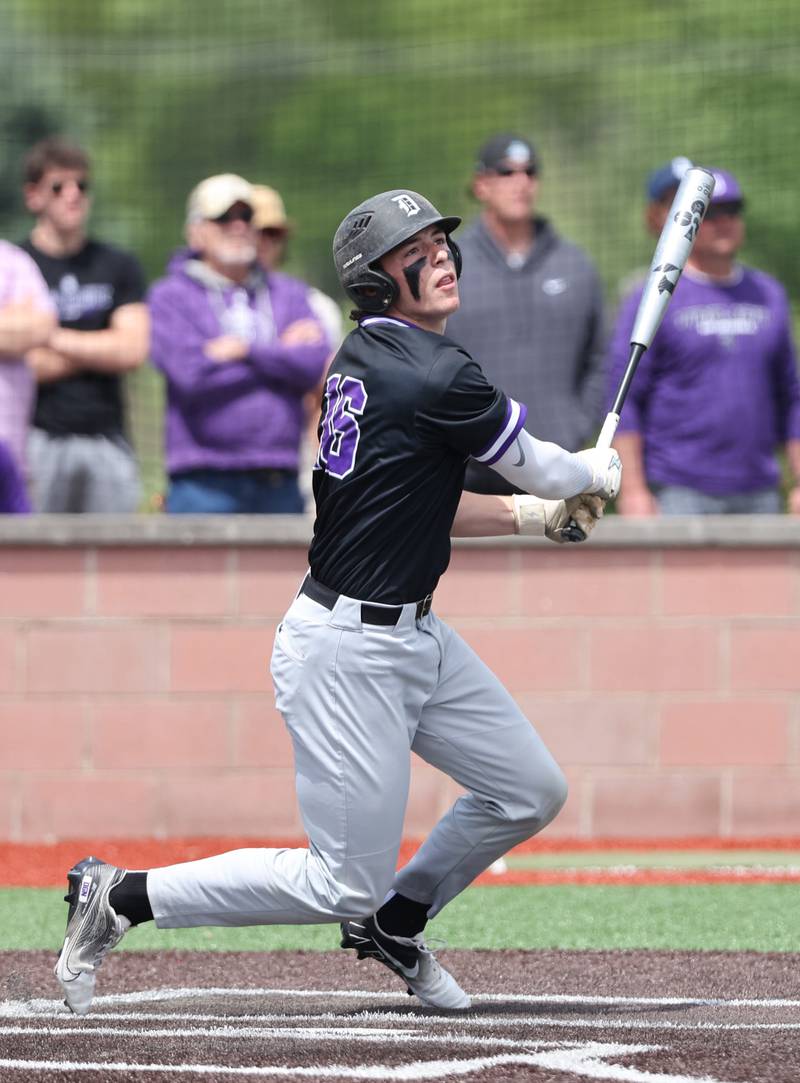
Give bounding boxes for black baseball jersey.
[309,316,527,604]
[21,238,146,437]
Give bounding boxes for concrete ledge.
[0,514,314,547]
[459,515,800,549]
[0,513,798,547]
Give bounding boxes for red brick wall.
[2,541,798,842]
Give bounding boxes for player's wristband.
[512,495,547,536]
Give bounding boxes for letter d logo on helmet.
[333,189,462,314]
[391,193,421,217]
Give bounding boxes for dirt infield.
[2,949,799,1081]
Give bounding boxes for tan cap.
[185,173,254,224]
[251,184,292,232]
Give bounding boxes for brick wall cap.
[0,514,798,548]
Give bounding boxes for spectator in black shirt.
[21,137,148,512]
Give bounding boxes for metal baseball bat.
[561,166,716,542]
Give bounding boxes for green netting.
[2,1,798,505]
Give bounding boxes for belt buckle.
[417,593,433,619]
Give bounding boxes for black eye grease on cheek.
[402,256,427,300]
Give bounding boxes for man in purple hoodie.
[607,165,800,516]
[148,174,330,513]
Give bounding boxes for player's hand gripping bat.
[561,166,716,542]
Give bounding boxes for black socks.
[376,893,430,937]
[109,871,154,926]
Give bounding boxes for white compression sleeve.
[488,428,594,499]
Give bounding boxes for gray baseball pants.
[149,585,567,928]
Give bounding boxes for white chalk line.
[5,1007,800,1032]
[0,986,769,1083]
[0,1043,737,1082]
[5,986,800,1016]
[3,1014,799,1039]
[0,1023,527,1047]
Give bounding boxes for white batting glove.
[512,493,605,543]
[575,447,622,501]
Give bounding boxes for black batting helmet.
[333,189,462,314]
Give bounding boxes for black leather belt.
[300,574,432,626]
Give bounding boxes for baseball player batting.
[54,190,621,1014]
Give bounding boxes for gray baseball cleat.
[340,914,470,1010]
[54,856,131,1016]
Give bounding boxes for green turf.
[506,849,800,870]
[4,883,799,953]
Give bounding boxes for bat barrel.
[630,167,715,350]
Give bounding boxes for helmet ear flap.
[344,266,398,314]
[448,238,462,279]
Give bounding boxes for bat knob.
[560,518,587,543]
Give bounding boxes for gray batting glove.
[576,447,622,501]
[513,493,605,542]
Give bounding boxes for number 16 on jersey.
[315,373,369,479]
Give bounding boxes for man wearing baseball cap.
[148,174,329,513]
[607,165,800,515]
[644,156,694,236]
[446,133,607,493]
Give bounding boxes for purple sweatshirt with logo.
[148,251,329,474]
[607,266,800,494]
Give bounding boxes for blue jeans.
[166,469,305,514]
[654,484,782,515]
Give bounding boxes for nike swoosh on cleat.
[376,949,420,979]
[59,938,81,980]
[344,921,420,979]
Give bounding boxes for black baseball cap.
[475,134,538,174]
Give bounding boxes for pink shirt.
[0,241,54,468]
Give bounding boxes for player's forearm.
[452,490,606,542]
[488,428,594,499]
[451,492,516,537]
[0,304,55,357]
[49,325,147,373]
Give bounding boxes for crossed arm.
[27,302,149,382]
[0,299,55,358]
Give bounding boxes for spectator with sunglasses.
[446,133,607,494]
[608,164,800,516]
[21,137,148,512]
[148,174,329,513]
